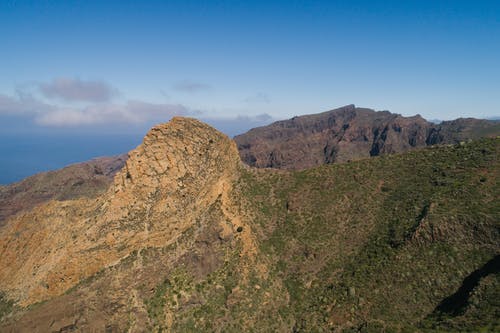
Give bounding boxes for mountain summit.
[0,117,242,307]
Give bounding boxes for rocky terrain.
[428,117,500,145]
[235,104,500,169]
[0,155,127,227]
[0,117,498,332]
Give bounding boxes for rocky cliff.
[0,118,245,307]
[0,118,498,332]
[235,104,500,169]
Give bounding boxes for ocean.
[0,133,141,185]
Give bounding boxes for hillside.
[428,118,500,144]
[235,104,500,169]
[1,107,497,215]
[0,155,126,227]
[0,118,498,332]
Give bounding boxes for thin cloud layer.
[0,93,52,114]
[172,80,211,93]
[202,113,275,137]
[0,91,190,127]
[35,101,190,127]
[0,82,273,133]
[39,77,116,102]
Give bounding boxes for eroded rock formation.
[0,118,242,306]
[235,104,500,169]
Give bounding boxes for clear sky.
[0,0,499,182]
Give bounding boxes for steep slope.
[0,118,288,332]
[0,117,243,304]
[428,118,500,144]
[239,137,499,331]
[0,154,126,227]
[0,119,498,332]
[235,104,500,169]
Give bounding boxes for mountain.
[235,104,500,169]
[0,118,498,332]
[0,155,127,227]
[428,117,500,145]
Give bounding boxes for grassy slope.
[440,120,500,143]
[156,138,499,332]
[1,139,498,332]
[239,138,499,332]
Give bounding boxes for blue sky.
[0,0,499,182]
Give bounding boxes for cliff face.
[0,118,498,332]
[235,105,500,169]
[0,118,243,307]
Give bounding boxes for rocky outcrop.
[0,117,243,306]
[235,105,500,169]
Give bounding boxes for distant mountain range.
[235,104,500,169]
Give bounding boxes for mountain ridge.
[235,104,500,169]
[0,115,498,332]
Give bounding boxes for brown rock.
[0,154,127,227]
[0,117,241,306]
[234,105,500,170]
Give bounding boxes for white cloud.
[0,87,193,127]
[0,93,52,114]
[39,77,117,102]
[0,80,274,131]
[34,100,190,127]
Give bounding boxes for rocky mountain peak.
[0,115,498,332]
[235,105,437,169]
[104,116,242,228]
[0,117,242,306]
[113,117,239,194]
[235,105,499,170]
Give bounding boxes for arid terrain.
[235,104,500,169]
[0,112,498,332]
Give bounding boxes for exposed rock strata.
[235,104,500,169]
[0,118,242,306]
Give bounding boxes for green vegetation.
[239,138,499,332]
[3,138,498,332]
[135,138,498,332]
[0,293,15,322]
